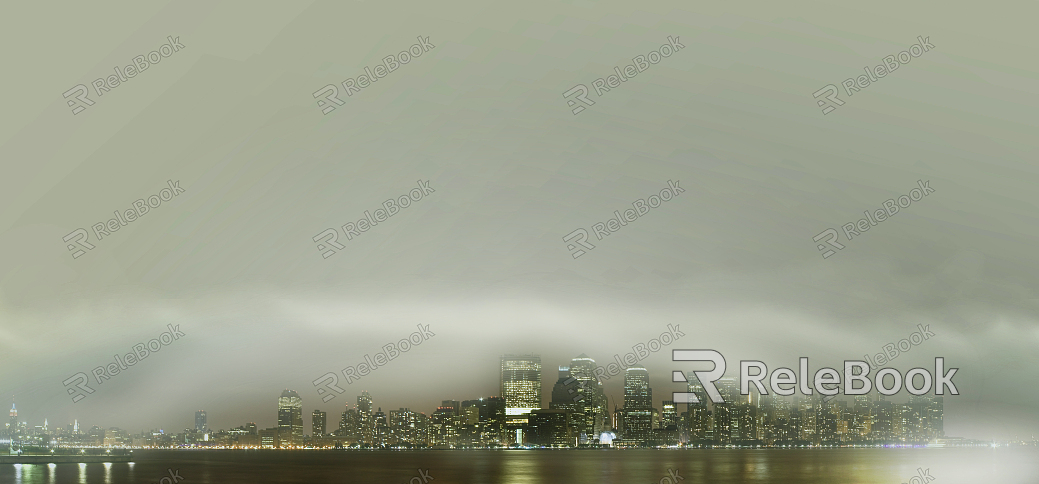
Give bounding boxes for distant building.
[195,410,207,432]
[528,409,571,447]
[357,392,375,445]
[312,410,327,437]
[278,390,303,446]
[430,406,460,448]
[388,408,427,447]
[569,355,610,438]
[259,427,280,448]
[619,367,653,447]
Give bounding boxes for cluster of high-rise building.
[231,354,948,448]
[2,353,958,450]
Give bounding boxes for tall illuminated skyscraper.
[358,391,375,445]
[195,410,207,432]
[501,354,542,417]
[623,367,652,408]
[501,354,541,442]
[277,390,303,446]
[620,367,653,446]
[569,354,609,437]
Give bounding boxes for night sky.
[1,1,1037,442]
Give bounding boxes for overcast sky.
[1,0,1037,441]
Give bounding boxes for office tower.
[374,408,389,445]
[277,390,303,446]
[658,400,679,446]
[8,402,16,432]
[245,422,257,434]
[388,408,426,447]
[501,355,542,416]
[528,409,571,446]
[357,392,375,445]
[684,373,710,442]
[312,410,327,437]
[501,354,542,443]
[624,367,652,408]
[338,406,360,443]
[441,400,460,415]
[550,366,585,436]
[195,410,207,432]
[926,396,944,440]
[456,404,480,447]
[661,400,678,429]
[619,367,653,446]
[570,355,610,437]
[465,396,506,446]
[430,406,460,448]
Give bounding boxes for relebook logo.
[671,350,958,404]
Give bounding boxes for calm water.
[3,449,1037,484]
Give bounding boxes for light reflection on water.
[1,449,1036,483]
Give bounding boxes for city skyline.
[4,351,1011,446]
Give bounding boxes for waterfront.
[2,448,1037,484]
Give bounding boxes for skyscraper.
[195,410,207,432]
[620,367,653,446]
[357,392,374,445]
[501,354,542,417]
[388,408,426,447]
[312,409,327,437]
[570,355,609,437]
[277,390,303,446]
[685,373,710,442]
